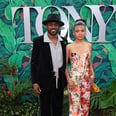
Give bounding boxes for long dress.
[68,51,92,116]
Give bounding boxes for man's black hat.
[42,13,64,26]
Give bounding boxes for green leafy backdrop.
[0,0,116,90]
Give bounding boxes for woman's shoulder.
[84,41,92,47]
[84,42,92,51]
[66,43,75,52]
[66,42,74,47]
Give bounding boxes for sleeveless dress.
[68,51,92,116]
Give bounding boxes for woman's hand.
[68,79,76,90]
[90,75,94,84]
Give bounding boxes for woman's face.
[73,25,86,40]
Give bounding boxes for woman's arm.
[65,44,75,89]
[65,45,71,82]
[89,43,95,82]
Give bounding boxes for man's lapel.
[43,42,53,69]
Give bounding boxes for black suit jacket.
[31,36,67,91]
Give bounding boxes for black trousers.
[39,78,64,116]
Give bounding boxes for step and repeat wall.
[0,0,116,89]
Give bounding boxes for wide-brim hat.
[42,14,64,26]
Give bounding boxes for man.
[31,13,67,116]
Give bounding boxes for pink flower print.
[93,62,99,68]
[71,52,76,57]
[19,13,23,19]
[71,52,74,57]
[22,62,29,68]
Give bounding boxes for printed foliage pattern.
[0,0,116,89]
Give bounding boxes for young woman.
[65,19,94,116]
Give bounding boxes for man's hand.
[33,83,41,94]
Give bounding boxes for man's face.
[46,22,60,36]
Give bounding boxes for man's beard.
[48,29,59,36]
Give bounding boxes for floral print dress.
[68,51,92,116]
